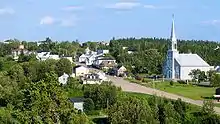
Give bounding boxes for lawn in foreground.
[154,82,215,100]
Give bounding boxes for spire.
[171,14,176,42]
[170,14,177,50]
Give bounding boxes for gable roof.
[175,54,210,67]
[69,97,85,103]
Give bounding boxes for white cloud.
[40,16,55,25]
[144,5,175,9]
[143,5,156,9]
[105,2,141,10]
[62,6,83,11]
[0,8,15,15]
[40,15,78,27]
[202,20,220,25]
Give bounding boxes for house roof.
[69,97,85,103]
[175,54,210,67]
[98,57,115,60]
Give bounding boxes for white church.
[163,16,214,80]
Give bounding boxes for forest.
[0,37,220,123]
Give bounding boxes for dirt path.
[107,75,220,114]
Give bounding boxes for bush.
[142,78,149,83]
[178,80,187,84]
[135,76,142,80]
[170,81,174,86]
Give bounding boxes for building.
[69,97,85,111]
[93,57,117,69]
[97,50,109,55]
[36,52,60,61]
[58,73,69,85]
[111,65,127,77]
[163,15,214,80]
[73,65,89,77]
[12,44,34,61]
[82,72,109,84]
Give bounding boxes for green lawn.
[126,78,216,100]
[155,82,215,100]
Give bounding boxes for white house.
[79,54,90,63]
[36,52,60,61]
[58,73,69,85]
[97,50,109,55]
[82,73,108,84]
[73,65,89,77]
[70,98,85,111]
[97,72,109,81]
[163,15,214,80]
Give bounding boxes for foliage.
[211,73,220,87]
[83,83,118,110]
[55,58,72,76]
[108,96,157,124]
[83,98,95,114]
[201,100,215,115]
[170,80,174,86]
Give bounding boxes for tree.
[83,98,95,114]
[108,96,157,124]
[210,74,220,87]
[189,69,201,82]
[13,72,89,123]
[84,83,118,110]
[55,58,72,77]
[7,64,26,84]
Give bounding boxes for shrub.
[135,76,142,80]
[170,81,174,86]
[178,80,187,84]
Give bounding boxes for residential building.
[12,44,34,61]
[111,65,127,77]
[82,72,109,84]
[58,73,69,85]
[73,65,89,77]
[163,15,214,80]
[69,97,85,111]
[97,50,109,55]
[93,57,117,69]
[36,52,60,61]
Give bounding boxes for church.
[163,16,214,80]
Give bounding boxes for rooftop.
[175,53,210,67]
[69,97,85,103]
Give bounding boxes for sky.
[0,0,220,42]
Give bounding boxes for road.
[74,62,220,113]
[107,75,220,114]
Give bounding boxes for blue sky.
[0,0,220,42]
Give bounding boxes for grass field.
[155,82,215,100]
[126,78,215,100]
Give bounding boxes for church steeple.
[171,14,177,50]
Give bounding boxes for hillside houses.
[78,47,115,68]
[12,44,35,61]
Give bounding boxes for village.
[3,14,220,123]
